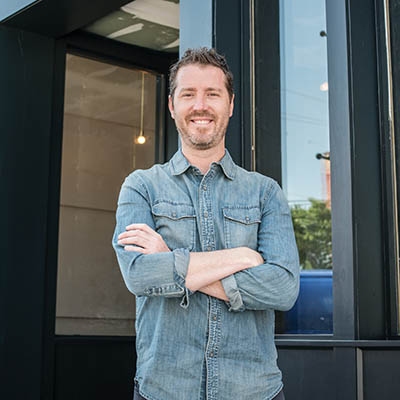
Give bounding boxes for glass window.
[278,0,332,334]
[56,54,160,336]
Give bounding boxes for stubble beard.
[178,113,228,151]
[179,127,226,150]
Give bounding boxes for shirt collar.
[170,149,237,180]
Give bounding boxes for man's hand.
[117,225,263,301]
[117,223,170,254]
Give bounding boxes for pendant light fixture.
[135,71,146,144]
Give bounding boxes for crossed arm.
[117,223,263,301]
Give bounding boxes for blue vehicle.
[284,270,333,334]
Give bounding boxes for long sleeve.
[112,173,191,299]
[222,180,300,312]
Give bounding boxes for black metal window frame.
[253,0,400,340]
[46,30,178,398]
[389,0,400,336]
[45,31,177,344]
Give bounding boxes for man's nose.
[193,95,208,110]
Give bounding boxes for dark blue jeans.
[133,383,285,400]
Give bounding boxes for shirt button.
[213,315,217,321]
[204,211,209,218]
[202,185,207,191]
[206,246,212,251]
[209,352,214,358]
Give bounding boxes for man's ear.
[229,94,235,117]
[168,95,175,119]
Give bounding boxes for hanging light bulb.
[136,132,146,144]
[135,71,146,145]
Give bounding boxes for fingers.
[119,224,157,241]
[118,233,147,248]
[124,245,148,254]
[118,224,152,239]
[117,223,170,253]
[125,223,153,232]
[118,229,152,248]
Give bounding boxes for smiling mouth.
[191,119,213,125]
[188,113,214,125]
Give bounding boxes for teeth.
[192,120,211,124]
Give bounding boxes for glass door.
[56,53,161,336]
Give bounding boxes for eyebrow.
[178,87,223,93]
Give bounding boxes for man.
[113,47,299,400]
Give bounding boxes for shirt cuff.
[173,248,193,308]
[221,274,245,312]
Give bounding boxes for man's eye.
[208,92,219,97]
[182,93,193,98]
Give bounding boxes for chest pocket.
[152,202,196,251]
[223,206,261,250]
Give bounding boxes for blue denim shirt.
[112,150,299,400]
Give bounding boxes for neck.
[181,145,225,175]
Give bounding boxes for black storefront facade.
[1,1,400,399]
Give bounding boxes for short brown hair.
[169,47,234,101]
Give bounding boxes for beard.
[177,112,229,150]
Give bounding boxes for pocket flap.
[223,207,261,225]
[152,202,196,220]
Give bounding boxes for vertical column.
[179,0,252,168]
[0,25,61,399]
[389,0,400,336]
[327,0,387,340]
[326,0,356,340]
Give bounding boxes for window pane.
[279,0,333,334]
[56,54,159,336]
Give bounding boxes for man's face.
[168,64,234,152]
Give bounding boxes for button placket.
[199,173,215,253]
[206,298,221,400]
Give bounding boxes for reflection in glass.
[278,0,332,334]
[280,0,331,271]
[83,0,179,53]
[56,54,159,336]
